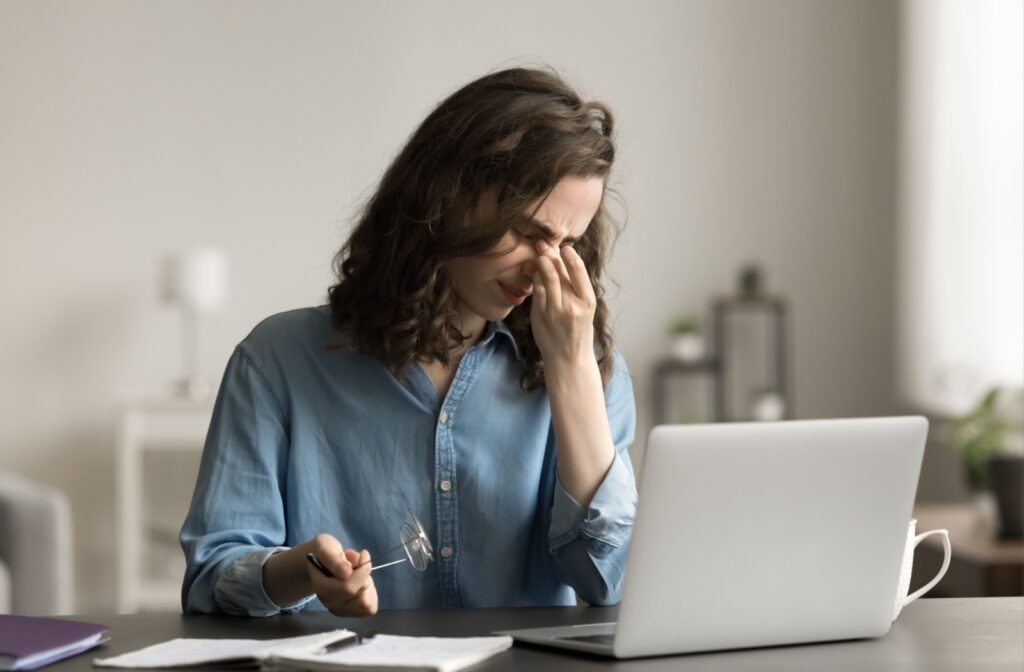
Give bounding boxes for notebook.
[0,615,109,671]
[93,630,512,672]
[93,632,346,669]
[263,635,514,672]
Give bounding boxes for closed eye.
[513,225,577,248]
[513,227,538,243]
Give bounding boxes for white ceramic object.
[751,391,786,421]
[892,518,951,621]
[671,334,705,362]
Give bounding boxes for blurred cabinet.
[912,503,1024,597]
[116,399,211,613]
[652,358,722,425]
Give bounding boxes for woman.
[180,67,637,617]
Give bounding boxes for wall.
[0,0,899,612]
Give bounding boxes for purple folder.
[0,615,109,670]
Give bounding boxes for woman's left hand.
[530,240,596,367]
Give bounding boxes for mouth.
[499,282,530,306]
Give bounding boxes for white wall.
[0,0,899,612]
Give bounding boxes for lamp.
[159,248,228,400]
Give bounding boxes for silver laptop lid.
[613,416,927,658]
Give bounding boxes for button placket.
[432,348,482,609]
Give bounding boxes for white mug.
[892,518,951,620]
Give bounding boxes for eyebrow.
[524,216,582,245]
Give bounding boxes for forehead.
[527,176,604,237]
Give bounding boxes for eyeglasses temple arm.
[363,557,407,572]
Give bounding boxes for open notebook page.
[264,634,513,672]
[93,631,350,668]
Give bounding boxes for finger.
[313,536,354,581]
[325,585,372,617]
[311,533,344,562]
[534,255,562,310]
[536,240,571,284]
[327,548,356,580]
[347,551,371,580]
[549,251,572,292]
[549,244,574,286]
[531,270,547,313]
[321,561,371,604]
[356,589,378,615]
[561,246,594,301]
[336,554,355,579]
[340,562,373,599]
[343,576,372,602]
[352,549,372,570]
[344,583,377,615]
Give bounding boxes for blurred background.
[0,0,1020,615]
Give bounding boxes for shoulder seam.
[235,345,289,422]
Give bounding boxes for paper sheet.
[264,635,514,672]
[93,631,349,668]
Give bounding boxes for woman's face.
[445,175,604,332]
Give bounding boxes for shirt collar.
[478,320,524,362]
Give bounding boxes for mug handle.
[902,529,951,608]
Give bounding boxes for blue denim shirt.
[180,306,637,615]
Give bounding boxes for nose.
[520,257,537,280]
[517,244,540,286]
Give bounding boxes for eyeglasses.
[368,508,435,572]
[306,508,434,578]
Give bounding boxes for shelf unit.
[653,293,790,425]
[116,398,212,613]
[651,357,723,425]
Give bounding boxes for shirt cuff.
[548,453,637,554]
[214,547,316,616]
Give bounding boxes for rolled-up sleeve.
[179,345,314,616]
[548,348,638,606]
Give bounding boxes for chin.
[464,300,509,324]
[489,306,514,321]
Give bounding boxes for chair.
[0,472,74,615]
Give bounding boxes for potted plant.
[948,387,1024,538]
[668,316,705,362]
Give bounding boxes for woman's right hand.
[304,533,379,616]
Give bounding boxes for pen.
[318,631,376,654]
[307,553,334,577]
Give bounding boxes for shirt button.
[439,411,449,423]
[440,546,453,558]
[439,479,452,492]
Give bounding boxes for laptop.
[496,416,928,658]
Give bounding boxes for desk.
[53,598,1021,671]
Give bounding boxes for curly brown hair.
[327,66,619,391]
